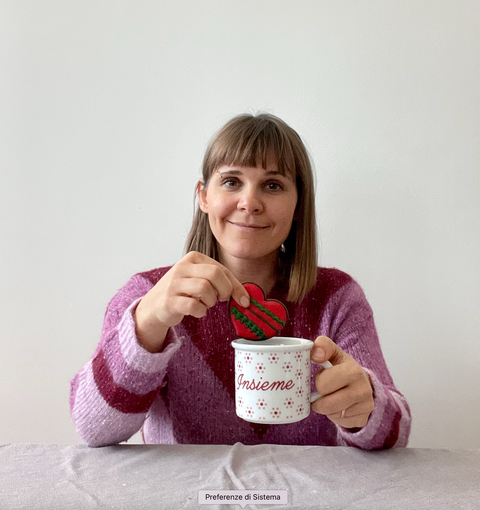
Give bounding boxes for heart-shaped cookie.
[229,283,288,340]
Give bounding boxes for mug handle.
[309,361,333,403]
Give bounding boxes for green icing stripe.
[250,299,286,326]
[231,307,267,339]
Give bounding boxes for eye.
[221,177,241,188]
[264,181,284,191]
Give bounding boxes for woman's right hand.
[134,251,250,353]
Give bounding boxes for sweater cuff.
[118,298,182,375]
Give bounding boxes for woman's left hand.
[311,336,375,429]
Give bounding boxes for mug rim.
[231,336,313,352]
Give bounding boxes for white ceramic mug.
[231,337,332,424]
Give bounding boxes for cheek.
[279,199,297,225]
[278,210,297,239]
[207,197,232,222]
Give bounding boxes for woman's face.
[198,162,298,267]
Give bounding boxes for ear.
[197,179,208,213]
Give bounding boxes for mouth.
[228,221,268,230]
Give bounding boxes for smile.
[228,222,268,230]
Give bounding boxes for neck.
[219,251,279,296]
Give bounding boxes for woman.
[70,113,411,449]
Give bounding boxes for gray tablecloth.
[1,443,479,509]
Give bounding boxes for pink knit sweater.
[70,267,411,449]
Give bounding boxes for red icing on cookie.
[229,283,288,340]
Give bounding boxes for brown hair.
[185,113,317,303]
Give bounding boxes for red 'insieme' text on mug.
[236,374,295,391]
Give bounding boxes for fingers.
[169,295,209,319]
[155,252,250,325]
[310,334,374,429]
[223,271,251,308]
[137,252,251,345]
[181,263,245,305]
[314,361,368,397]
[328,401,374,429]
[328,401,374,422]
[311,379,374,429]
[170,277,219,309]
[311,336,348,366]
[181,252,250,306]
[311,381,374,417]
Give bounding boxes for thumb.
[311,336,349,365]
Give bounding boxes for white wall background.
[1,0,479,449]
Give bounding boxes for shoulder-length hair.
[185,113,317,303]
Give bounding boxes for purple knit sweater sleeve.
[69,270,182,447]
[321,279,411,449]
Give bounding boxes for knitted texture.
[70,267,411,449]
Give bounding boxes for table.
[1,443,479,509]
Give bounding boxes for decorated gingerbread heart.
[229,283,288,340]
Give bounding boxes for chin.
[226,245,279,262]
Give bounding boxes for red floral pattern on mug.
[257,399,267,410]
[244,353,253,364]
[283,361,293,372]
[268,353,279,364]
[245,407,254,418]
[284,397,294,409]
[296,404,304,415]
[296,387,304,398]
[270,407,282,419]
[255,362,265,374]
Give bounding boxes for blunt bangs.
[203,115,298,182]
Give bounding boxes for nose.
[237,186,263,214]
